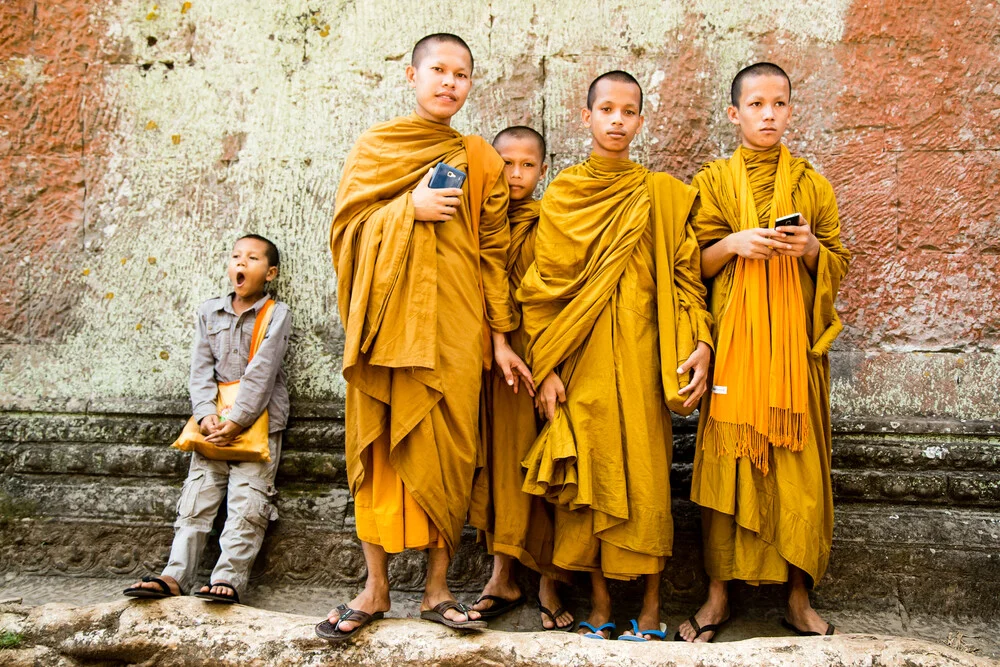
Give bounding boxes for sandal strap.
[825,624,835,636]
[687,615,701,635]
[336,606,373,629]
[205,582,239,602]
[431,600,471,616]
[140,576,173,596]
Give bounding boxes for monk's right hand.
[728,228,791,260]
[413,170,463,223]
[199,414,220,436]
[535,372,566,421]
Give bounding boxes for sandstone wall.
[1,0,998,621]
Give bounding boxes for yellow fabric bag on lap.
[171,300,276,463]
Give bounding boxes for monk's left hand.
[677,341,712,408]
[205,418,245,445]
[492,332,535,397]
[774,216,820,260]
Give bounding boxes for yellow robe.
[690,145,851,585]
[518,155,713,580]
[330,114,517,555]
[469,199,565,580]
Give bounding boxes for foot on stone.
[198,580,237,600]
[422,591,481,624]
[129,575,181,596]
[538,580,573,630]
[471,578,522,614]
[577,608,613,638]
[328,588,391,633]
[620,610,663,641]
[784,604,838,635]
[677,600,729,643]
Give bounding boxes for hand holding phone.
[775,213,802,232]
[413,166,464,223]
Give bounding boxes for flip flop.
[315,604,385,642]
[537,596,573,631]
[420,600,488,631]
[472,594,526,620]
[193,582,240,604]
[123,576,180,599]
[673,614,729,642]
[578,621,615,640]
[781,617,835,636]
[618,619,667,642]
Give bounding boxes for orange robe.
[690,145,851,585]
[518,156,713,580]
[469,199,565,579]
[330,114,517,555]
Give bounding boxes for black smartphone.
[428,162,467,190]
[775,213,801,231]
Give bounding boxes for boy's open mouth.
[236,272,246,288]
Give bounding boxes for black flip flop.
[193,582,240,604]
[472,594,526,620]
[781,617,835,636]
[537,596,573,631]
[420,600,488,631]
[123,576,180,599]
[315,604,385,642]
[673,615,728,642]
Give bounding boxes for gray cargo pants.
[161,431,281,596]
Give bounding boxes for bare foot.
[620,609,663,641]
[129,574,181,596]
[677,580,729,643]
[472,558,522,614]
[327,584,391,633]
[423,588,482,624]
[785,597,838,635]
[197,581,238,600]
[538,576,573,630]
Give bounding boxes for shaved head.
[731,62,791,107]
[493,126,546,160]
[587,70,643,112]
[237,233,280,267]
[411,33,474,73]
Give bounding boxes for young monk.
[517,71,714,641]
[676,62,851,643]
[468,126,574,631]
[320,33,533,642]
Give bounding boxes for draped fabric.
[330,114,515,555]
[690,144,851,585]
[517,155,712,579]
[469,199,566,579]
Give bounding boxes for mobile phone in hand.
[428,162,467,190]
[775,213,801,233]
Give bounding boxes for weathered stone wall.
[1,0,998,623]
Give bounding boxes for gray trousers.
[161,431,281,595]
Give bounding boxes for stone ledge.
[0,597,991,667]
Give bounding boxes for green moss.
[0,630,23,649]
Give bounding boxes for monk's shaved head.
[731,62,791,107]
[493,126,546,160]
[587,70,643,112]
[411,33,474,73]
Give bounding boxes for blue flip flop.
[618,618,667,642]
[579,621,616,639]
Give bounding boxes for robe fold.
[469,199,567,580]
[690,145,851,586]
[517,155,713,580]
[330,114,515,555]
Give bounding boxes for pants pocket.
[175,470,206,520]
[244,477,279,529]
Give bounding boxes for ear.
[726,105,740,126]
[539,163,549,180]
[581,107,592,127]
[405,64,417,87]
[266,265,279,283]
[637,114,645,132]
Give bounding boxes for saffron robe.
[517,155,713,580]
[689,145,851,585]
[330,114,517,555]
[469,199,565,579]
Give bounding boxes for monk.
[468,126,575,631]
[518,71,714,641]
[676,62,851,643]
[320,33,533,641]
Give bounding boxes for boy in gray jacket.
[124,234,291,604]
